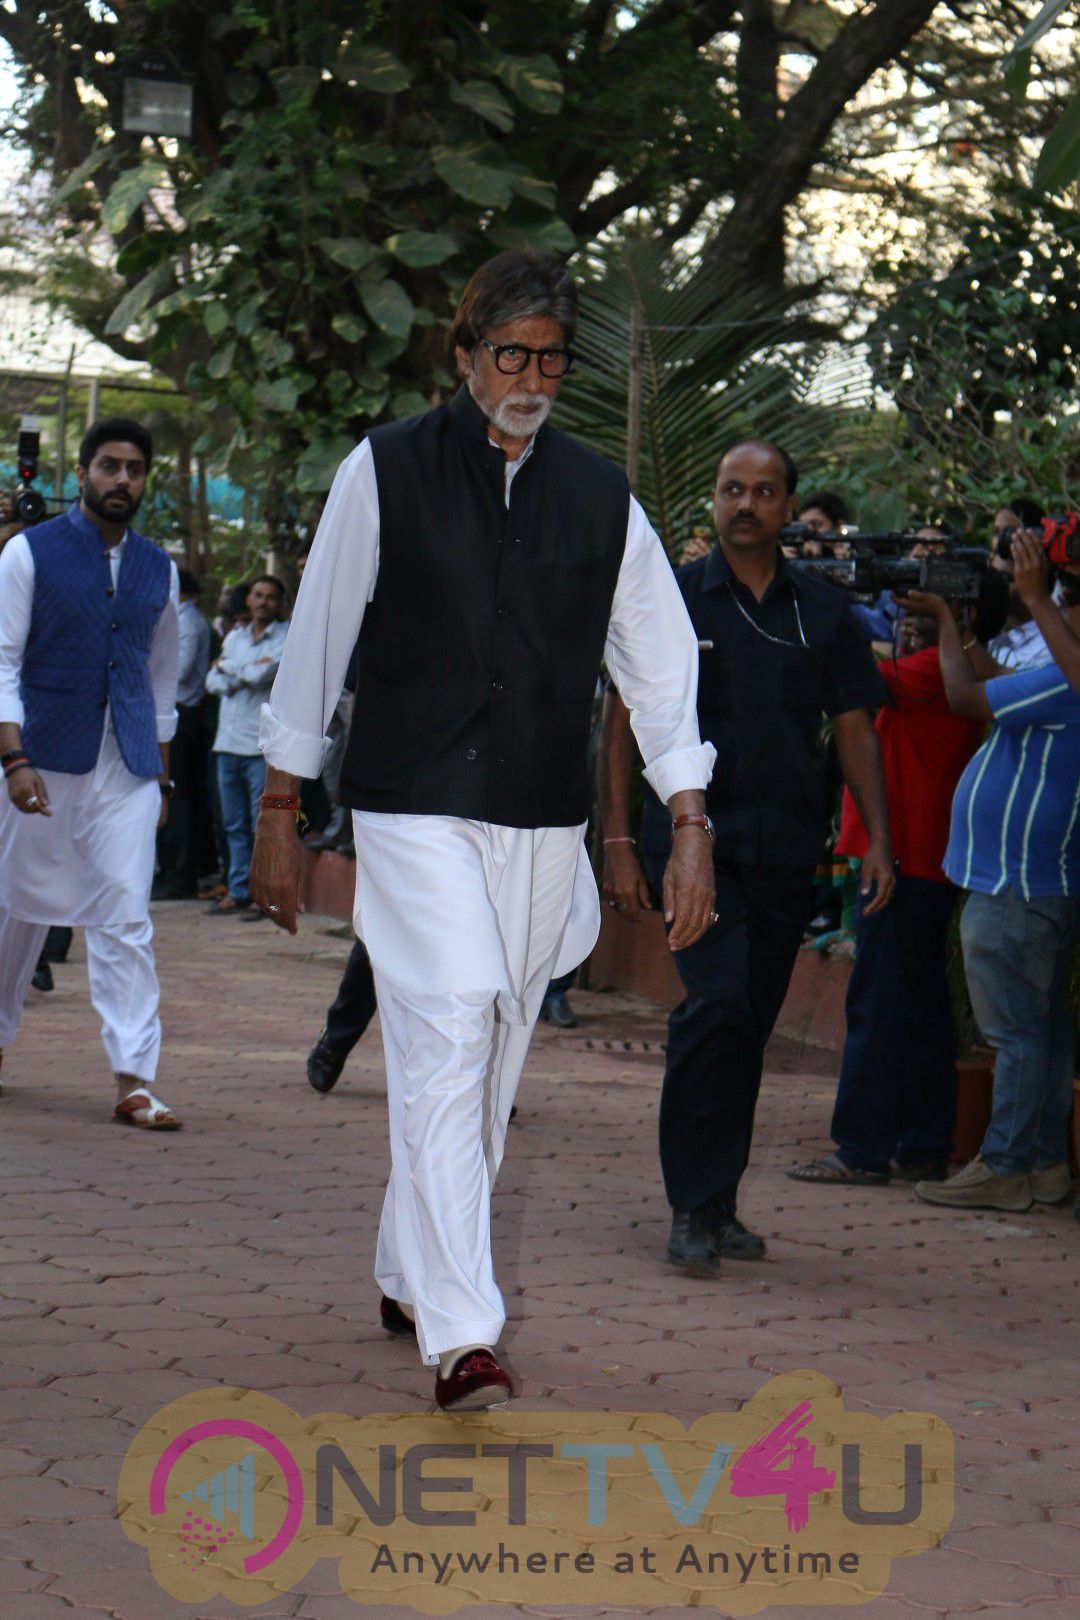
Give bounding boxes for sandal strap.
[117,1087,176,1121]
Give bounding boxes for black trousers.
[156,702,212,895]
[325,937,378,1055]
[831,876,958,1173]
[644,852,813,1213]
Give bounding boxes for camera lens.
[14,487,47,525]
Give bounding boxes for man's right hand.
[249,811,303,933]
[602,844,654,916]
[6,765,50,815]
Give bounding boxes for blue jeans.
[216,752,266,902]
[961,889,1079,1174]
[832,876,959,1174]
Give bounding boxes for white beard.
[469,373,552,440]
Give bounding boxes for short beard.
[469,371,552,440]
[82,483,141,525]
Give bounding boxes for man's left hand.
[860,839,895,915]
[662,828,716,951]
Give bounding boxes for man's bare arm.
[596,690,653,915]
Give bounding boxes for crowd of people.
[1,249,1077,1413]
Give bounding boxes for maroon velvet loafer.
[435,1350,512,1411]
[380,1296,417,1337]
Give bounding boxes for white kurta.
[260,436,714,1012]
[260,426,713,1360]
[0,532,180,927]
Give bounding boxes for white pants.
[0,908,161,1081]
[370,831,579,1366]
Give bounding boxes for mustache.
[730,512,761,525]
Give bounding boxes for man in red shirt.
[788,631,987,1184]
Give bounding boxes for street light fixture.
[119,54,194,139]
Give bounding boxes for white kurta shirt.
[0,530,180,925]
[260,434,714,1018]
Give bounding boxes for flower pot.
[951,1055,994,1164]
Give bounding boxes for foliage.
[556,240,866,551]
[853,188,1080,526]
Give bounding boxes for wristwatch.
[671,812,716,843]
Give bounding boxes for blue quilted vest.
[21,507,172,778]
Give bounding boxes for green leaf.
[297,434,358,493]
[319,236,380,271]
[385,229,458,267]
[52,144,113,208]
[360,277,415,336]
[333,46,411,93]
[449,78,515,132]
[254,377,298,412]
[367,329,409,367]
[332,312,368,343]
[115,230,174,277]
[101,164,164,235]
[1012,0,1073,55]
[1035,84,1080,192]
[1002,46,1031,102]
[352,142,398,167]
[251,329,295,369]
[493,53,562,114]
[203,302,229,338]
[104,263,174,335]
[433,143,513,208]
[490,215,576,255]
[270,65,321,100]
[206,340,237,380]
[390,389,429,419]
[508,168,558,211]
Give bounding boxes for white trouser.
[372,958,560,1367]
[0,906,161,1081]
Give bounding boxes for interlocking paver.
[0,903,1075,1618]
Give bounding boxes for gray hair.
[451,249,577,351]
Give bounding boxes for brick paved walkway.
[1,901,1077,1619]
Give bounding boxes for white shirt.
[0,529,179,741]
[259,437,714,800]
[207,618,289,755]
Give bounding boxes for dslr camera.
[14,417,48,526]
[994,513,1080,570]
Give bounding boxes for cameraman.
[788,579,1003,1188]
[900,534,1080,1213]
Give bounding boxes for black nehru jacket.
[339,386,630,828]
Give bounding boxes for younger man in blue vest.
[0,418,181,1127]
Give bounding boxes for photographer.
[788,577,1004,1188]
[899,538,1080,1214]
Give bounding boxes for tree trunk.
[707,0,940,291]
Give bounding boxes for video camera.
[14,417,48,526]
[784,525,989,603]
[994,513,1080,571]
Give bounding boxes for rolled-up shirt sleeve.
[604,496,715,804]
[150,560,181,742]
[0,533,34,727]
[259,439,379,778]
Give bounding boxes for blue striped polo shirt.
[943,663,1080,899]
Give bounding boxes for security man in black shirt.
[597,439,893,1271]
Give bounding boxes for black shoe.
[31,962,54,993]
[890,1159,948,1183]
[307,1030,347,1093]
[667,1208,720,1272]
[711,1212,767,1261]
[539,990,577,1029]
[151,882,196,901]
[379,1295,417,1337]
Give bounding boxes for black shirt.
[640,546,885,870]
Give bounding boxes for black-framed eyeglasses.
[478,338,575,378]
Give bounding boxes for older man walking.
[252,250,715,1409]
